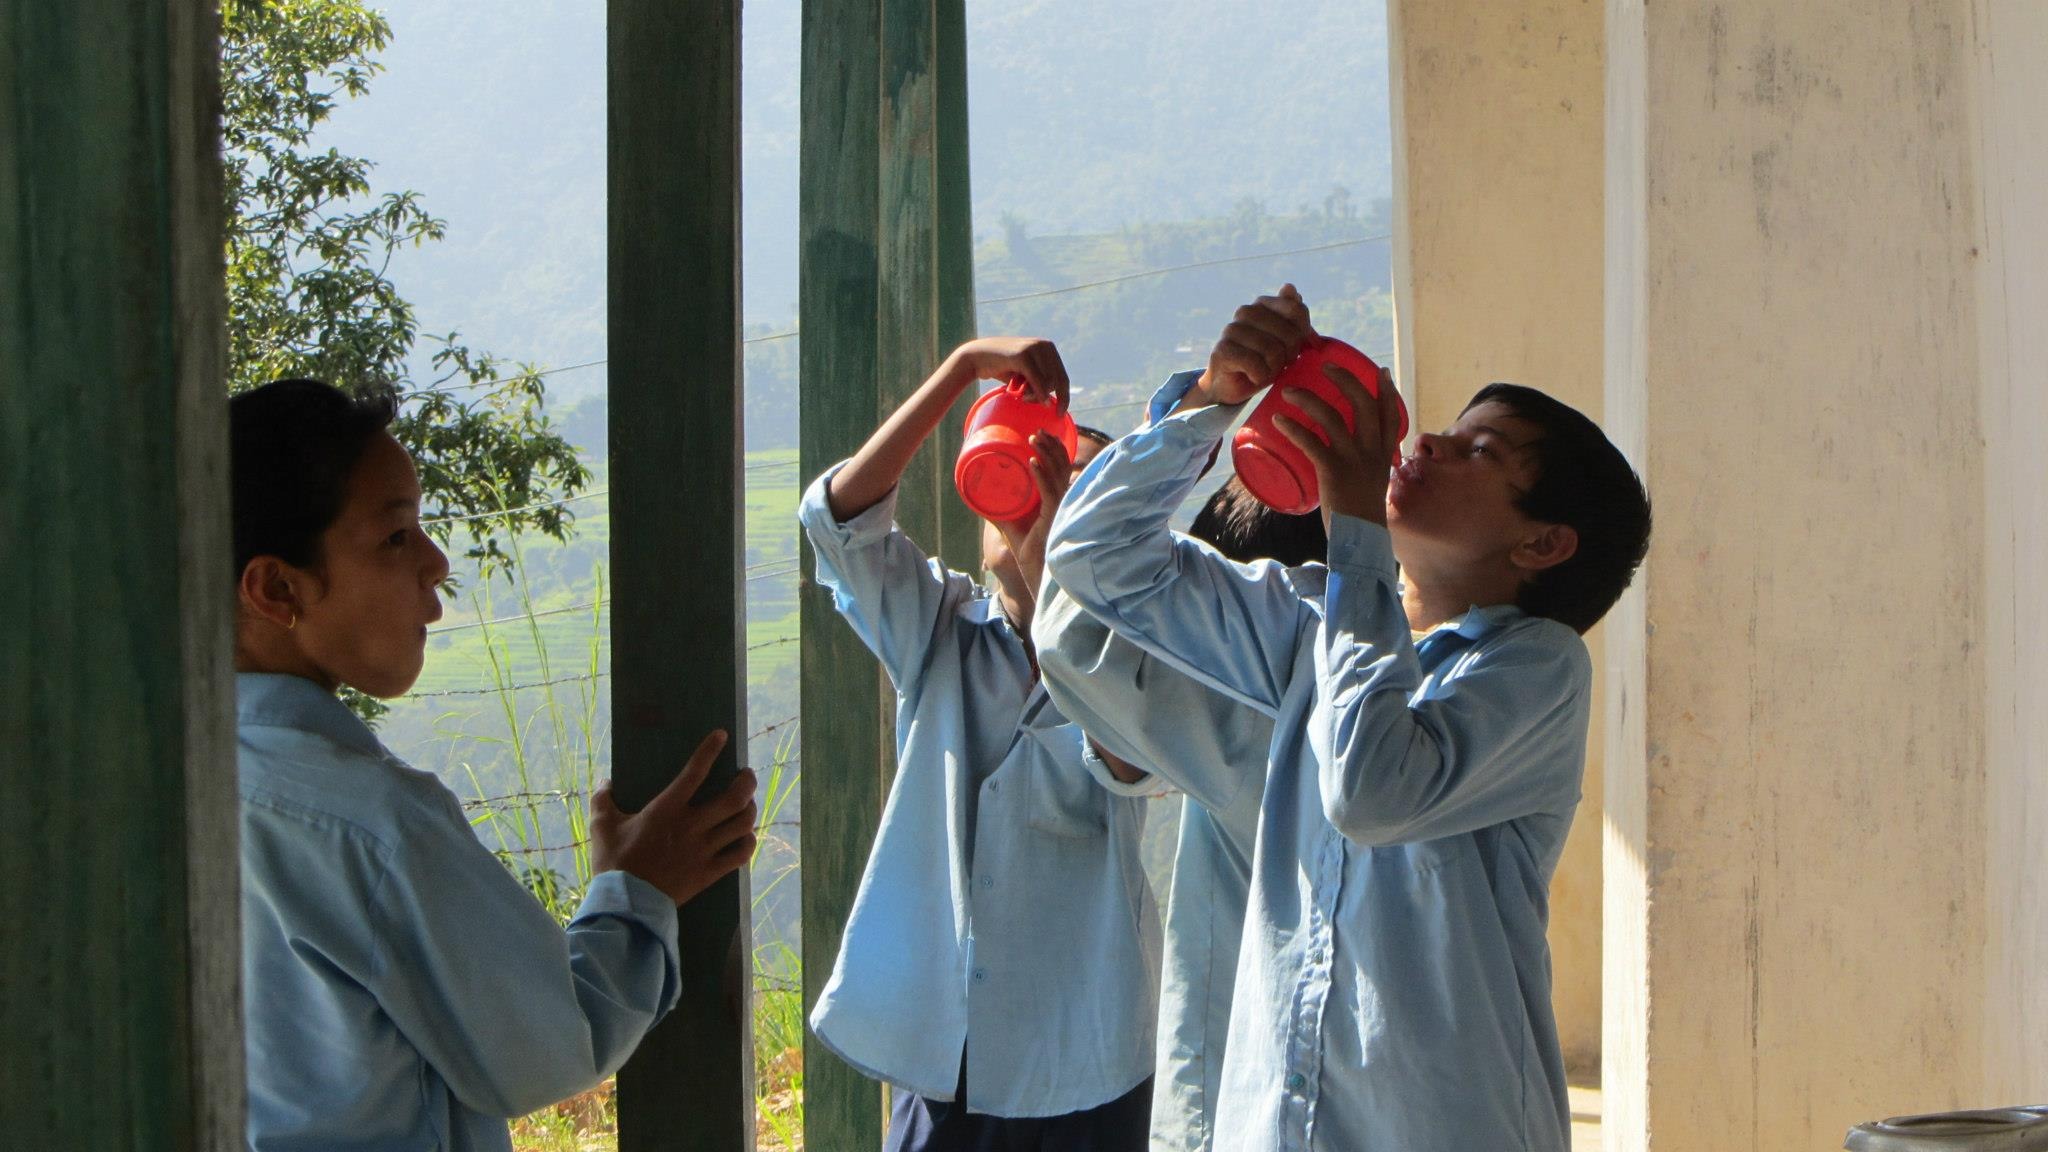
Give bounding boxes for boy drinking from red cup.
[801,337,1159,1151]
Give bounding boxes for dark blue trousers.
[884,1066,1152,1152]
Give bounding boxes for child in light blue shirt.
[230,380,758,1152]
[1035,479,1323,1152]
[802,337,1160,1151]
[1045,288,1651,1152]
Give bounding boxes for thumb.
[647,728,730,815]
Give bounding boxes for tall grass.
[435,502,806,1150]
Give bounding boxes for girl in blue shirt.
[230,379,759,1152]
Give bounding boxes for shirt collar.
[1414,601,1526,644]
[235,672,383,756]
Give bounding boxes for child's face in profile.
[288,432,451,698]
[1386,401,1550,570]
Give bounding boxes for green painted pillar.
[0,1,242,1149]
[800,0,977,1147]
[607,1,752,1149]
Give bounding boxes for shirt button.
[1309,949,1323,965]
[979,875,994,889]
[1286,1072,1307,1093]
[988,780,1000,793]
[973,968,988,983]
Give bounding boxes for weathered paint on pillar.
[0,1,242,1147]
[799,0,890,1143]
[1974,0,2048,1106]
[1605,3,1991,1147]
[1387,0,1608,1077]
[801,0,977,1145]
[607,2,752,1148]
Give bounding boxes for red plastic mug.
[955,377,1079,522]
[1230,337,1408,515]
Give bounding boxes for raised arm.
[826,337,1068,521]
[1036,578,1274,858]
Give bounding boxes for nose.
[424,536,451,589]
[1416,432,1451,460]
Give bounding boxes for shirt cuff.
[1325,514,1400,589]
[1145,369,1239,439]
[1081,739,1164,798]
[798,460,898,548]
[577,870,682,949]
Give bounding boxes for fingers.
[1272,413,1340,472]
[1377,367,1404,460]
[708,834,759,873]
[1027,429,1073,505]
[1282,386,1352,448]
[1031,343,1071,409]
[1025,454,1065,517]
[1253,287,1313,336]
[1318,365,1379,454]
[694,767,758,824]
[1210,335,1284,391]
[1012,342,1071,409]
[646,728,729,815]
[701,801,760,852]
[589,781,620,820]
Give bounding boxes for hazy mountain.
[318,0,1391,408]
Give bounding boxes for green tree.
[221,0,589,577]
[221,0,590,721]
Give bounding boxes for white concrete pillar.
[1604,3,2015,1147]
[1975,0,2048,1107]
[1388,0,1608,1074]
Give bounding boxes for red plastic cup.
[954,377,1079,522]
[1230,337,1408,515]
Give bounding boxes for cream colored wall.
[1604,3,1990,1148]
[1976,0,2048,1105]
[1387,0,1608,1075]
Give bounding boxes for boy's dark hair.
[1465,383,1651,634]
[1075,424,1114,449]
[1189,476,1327,567]
[230,379,398,581]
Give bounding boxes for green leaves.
[222,0,590,594]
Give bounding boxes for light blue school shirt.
[1036,581,1274,1152]
[237,672,682,1152]
[800,465,1161,1117]
[1045,372,1592,1152]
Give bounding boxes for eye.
[1470,442,1490,458]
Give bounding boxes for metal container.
[1847,1107,2048,1151]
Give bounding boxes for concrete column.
[1975,0,2048,1106]
[1388,0,1608,1075]
[1604,3,2001,1147]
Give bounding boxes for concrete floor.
[1571,1084,1602,1152]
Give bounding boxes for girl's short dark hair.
[1464,383,1652,634]
[1189,476,1327,567]
[230,379,398,580]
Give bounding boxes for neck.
[234,630,339,693]
[993,577,1038,668]
[1397,557,1520,633]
